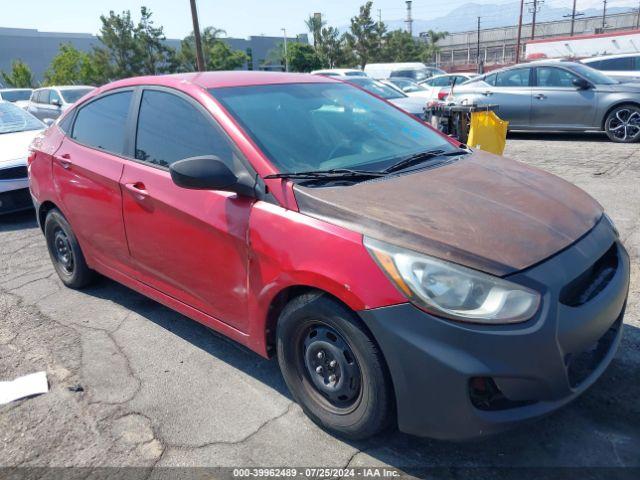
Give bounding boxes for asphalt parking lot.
[1,133,639,476]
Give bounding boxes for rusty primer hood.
[294,150,603,276]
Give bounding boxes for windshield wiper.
[383,148,469,174]
[264,168,386,180]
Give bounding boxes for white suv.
[581,54,640,83]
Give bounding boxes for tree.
[286,43,323,72]
[344,2,386,68]
[135,6,177,75]
[419,30,448,64]
[179,27,246,71]
[95,9,140,79]
[305,14,326,48]
[1,60,34,88]
[381,30,422,62]
[44,44,98,85]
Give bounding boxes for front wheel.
[276,293,394,440]
[604,105,640,143]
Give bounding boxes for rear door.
[53,89,135,273]
[485,67,533,127]
[120,87,254,332]
[530,66,597,129]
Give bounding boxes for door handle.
[57,153,72,169]
[482,91,493,96]
[535,94,547,100]
[124,182,149,199]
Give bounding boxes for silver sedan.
[450,61,640,143]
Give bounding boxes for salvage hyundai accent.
[28,72,629,440]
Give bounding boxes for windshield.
[568,64,618,85]
[345,77,405,99]
[0,102,44,134]
[60,88,94,104]
[1,89,32,102]
[344,71,367,77]
[209,83,455,174]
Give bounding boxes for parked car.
[450,61,640,142]
[382,77,432,100]
[364,62,444,81]
[0,101,44,214]
[27,86,95,122]
[29,72,629,441]
[344,76,427,119]
[419,73,476,101]
[0,88,33,109]
[581,53,640,83]
[310,68,367,77]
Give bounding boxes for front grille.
[565,315,622,388]
[560,243,618,307]
[0,165,28,180]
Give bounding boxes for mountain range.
[374,2,634,34]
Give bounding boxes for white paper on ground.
[0,371,49,405]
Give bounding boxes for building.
[0,26,307,84]
[434,10,640,71]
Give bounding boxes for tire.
[604,104,640,143]
[44,209,96,289]
[276,292,394,440]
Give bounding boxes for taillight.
[437,88,449,101]
[27,148,37,167]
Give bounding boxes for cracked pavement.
[0,132,639,474]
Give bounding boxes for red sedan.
[28,72,629,440]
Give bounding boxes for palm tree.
[305,14,326,48]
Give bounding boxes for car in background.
[420,73,476,101]
[364,62,444,81]
[450,61,640,142]
[581,54,640,83]
[382,78,432,100]
[0,101,44,214]
[0,88,33,109]
[310,68,367,77]
[27,86,95,122]
[344,76,427,119]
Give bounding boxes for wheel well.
[38,201,58,231]
[601,101,640,130]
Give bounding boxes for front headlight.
[364,237,540,324]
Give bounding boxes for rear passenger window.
[135,90,233,168]
[495,68,531,87]
[598,57,634,71]
[71,91,132,154]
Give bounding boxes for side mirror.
[170,155,251,195]
[43,118,55,126]
[572,78,592,90]
[402,86,412,92]
[51,99,62,107]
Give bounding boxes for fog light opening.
[469,377,536,411]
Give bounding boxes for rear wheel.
[44,209,96,289]
[276,293,393,440]
[604,104,640,143]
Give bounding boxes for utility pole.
[189,0,205,72]
[405,1,413,36]
[476,17,483,74]
[281,28,288,72]
[563,0,584,36]
[636,0,640,29]
[526,0,544,40]
[602,0,607,31]
[515,0,524,63]
[378,8,382,24]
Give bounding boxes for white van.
[364,62,445,81]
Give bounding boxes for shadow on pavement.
[81,276,640,471]
[0,209,38,232]
[507,131,610,142]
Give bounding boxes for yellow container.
[466,110,509,155]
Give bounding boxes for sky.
[1,0,638,39]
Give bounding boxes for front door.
[121,88,253,332]
[530,66,598,129]
[53,90,134,273]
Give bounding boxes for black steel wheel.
[605,105,640,143]
[277,293,394,440]
[44,208,96,289]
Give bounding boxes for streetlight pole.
[189,0,205,72]
[602,0,608,31]
[281,28,288,72]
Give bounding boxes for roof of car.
[583,53,640,62]
[33,85,95,91]
[104,71,338,91]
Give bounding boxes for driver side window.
[536,67,580,88]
